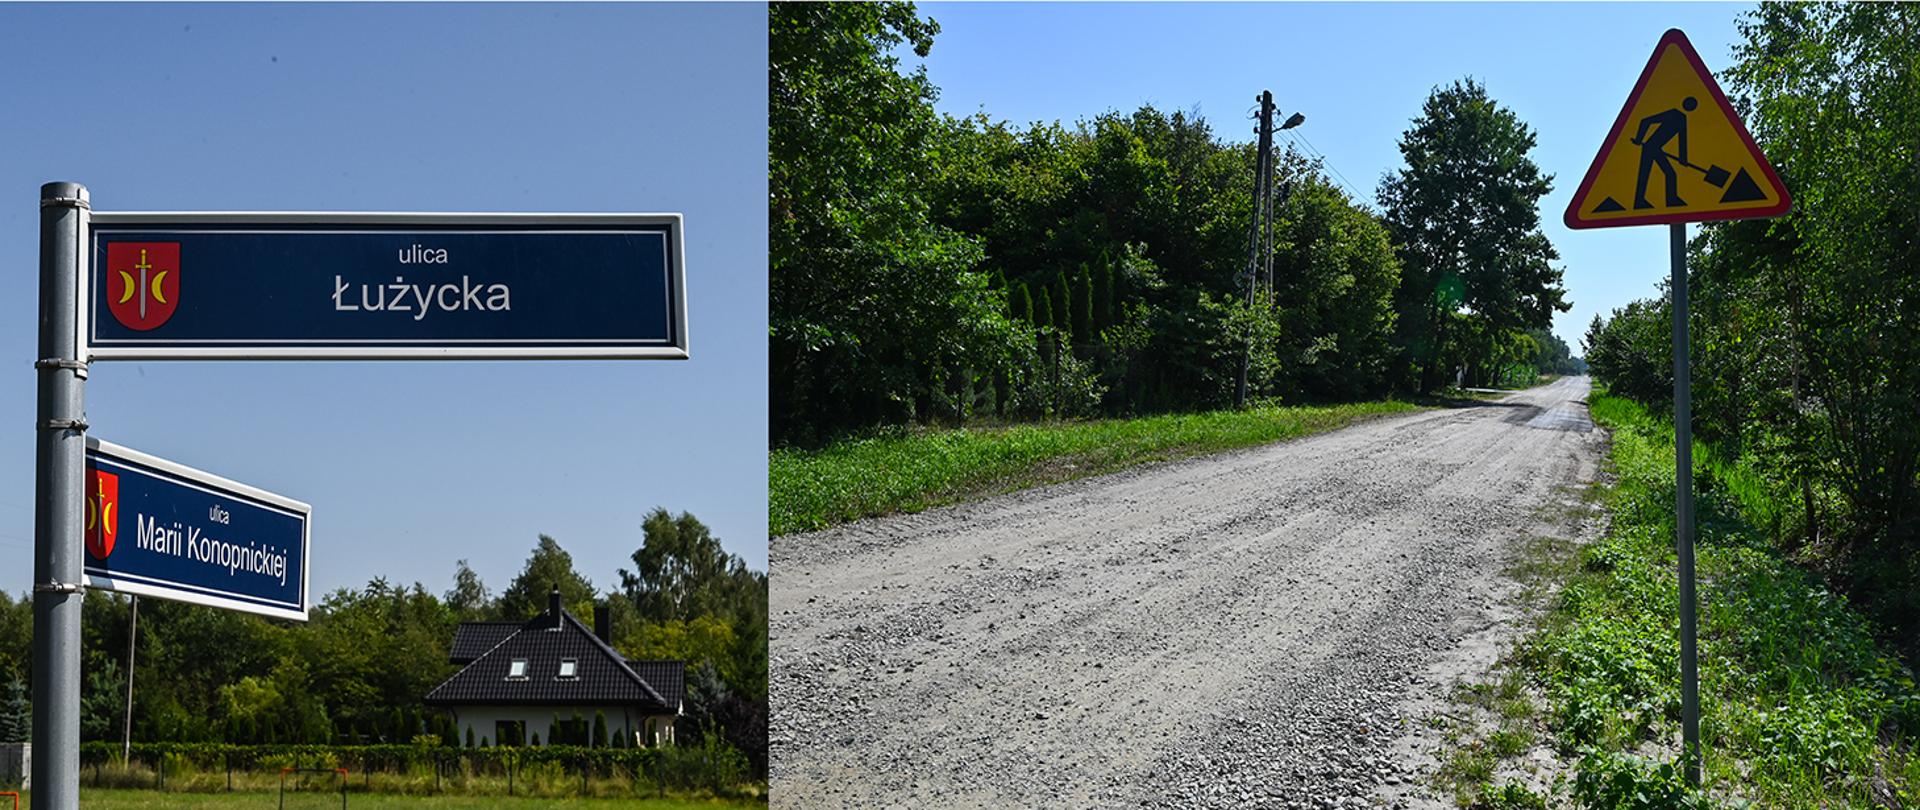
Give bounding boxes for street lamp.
[1236,93,1302,409]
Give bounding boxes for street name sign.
[82,439,311,621]
[86,213,687,360]
[1564,28,1790,229]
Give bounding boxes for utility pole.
[1236,91,1275,409]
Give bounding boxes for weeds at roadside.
[1438,391,1920,807]
[1433,662,1562,807]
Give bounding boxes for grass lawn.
[10,789,761,809]
[770,398,1428,535]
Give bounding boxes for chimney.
[548,586,562,621]
[594,605,611,644]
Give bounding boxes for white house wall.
[448,705,677,749]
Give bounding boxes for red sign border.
[1563,28,1792,230]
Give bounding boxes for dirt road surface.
[770,377,1606,808]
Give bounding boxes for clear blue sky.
[912,1,1752,354]
[0,4,768,601]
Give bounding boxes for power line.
[1284,129,1369,207]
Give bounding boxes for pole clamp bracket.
[34,358,89,379]
[39,195,90,210]
[34,581,85,595]
[42,418,88,432]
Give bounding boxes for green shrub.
[1572,750,1708,809]
[1476,781,1549,810]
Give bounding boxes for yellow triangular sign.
[1565,29,1790,229]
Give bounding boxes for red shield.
[105,242,180,331]
[87,469,119,560]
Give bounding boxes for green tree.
[1733,2,1920,533]
[0,678,27,743]
[495,536,596,621]
[617,508,768,746]
[1072,264,1094,345]
[593,710,609,748]
[1584,296,1673,407]
[0,591,30,695]
[1095,261,1116,333]
[1523,327,1576,376]
[295,580,455,745]
[78,651,121,742]
[1378,78,1568,394]
[1269,165,1401,400]
[444,559,492,620]
[770,2,1022,443]
[619,509,742,624]
[1051,272,1071,339]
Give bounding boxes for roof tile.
[426,610,678,713]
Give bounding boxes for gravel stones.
[771,378,1605,808]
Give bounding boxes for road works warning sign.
[1565,28,1790,229]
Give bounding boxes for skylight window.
[558,658,578,679]
[507,659,528,679]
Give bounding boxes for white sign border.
[85,211,689,361]
[81,437,313,622]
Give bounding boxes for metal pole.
[33,181,89,810]
[1671,221,1700,784]
[123,595,138,762]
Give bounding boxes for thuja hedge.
[79,741,660,772]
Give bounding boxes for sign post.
[1670,221,1699,780]
[33,181,89,810]
[1564,29,1792,785]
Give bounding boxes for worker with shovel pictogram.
[1631,97,1699,209]
[1630,96,1769,211]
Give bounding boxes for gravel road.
[770,376,1606,808]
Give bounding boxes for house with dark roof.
[426,589,684,748]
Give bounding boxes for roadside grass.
[63,755,761,803]
[19,789,761,809]
[770,399,1427,535]
[1442,391,1920,807]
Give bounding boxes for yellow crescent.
[118,271,136,304]
[86,497,96,530]
[103,502,115,536]
[151,271,169,304]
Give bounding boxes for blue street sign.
[84,213,687,360]
[82,439,311,621]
